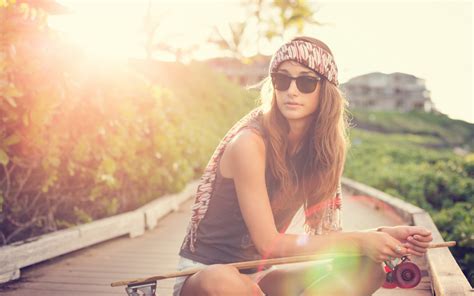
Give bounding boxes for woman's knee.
[182,264,259,296]
[334,256,384,278]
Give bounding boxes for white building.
[340,72,434,112]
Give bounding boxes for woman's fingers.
[410,234,433,242]
[404,242,427,255]
[404,233,430,257]
[407,236,431,247]
[382,246,407,262]
[406,248,425,257]
[409,226,431,236]
[379,244,408,262]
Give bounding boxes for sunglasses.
[270,72,321,94]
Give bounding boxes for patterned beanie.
[269,37,339,86]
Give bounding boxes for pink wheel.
[382,266,397,289]
[394,261,421,289]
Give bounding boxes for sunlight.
[49,1,145,60]
[49,0,246,61]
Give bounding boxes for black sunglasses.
[270,72,321,94]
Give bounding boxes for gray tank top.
[179,123,305,266]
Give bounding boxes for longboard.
[111,241,455,295]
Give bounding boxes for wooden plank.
[341,177,424,223]
[413,212,472,296]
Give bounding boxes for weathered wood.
[0,181,199,284]
[413,212,472,296]
[0,210,143,283]
[140,180,199,230]
[341,177,424,223]
[0,197,193,296]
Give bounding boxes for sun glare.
[49,0,245,61]
[49,1,145,60]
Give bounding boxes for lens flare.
[296,234,310,246]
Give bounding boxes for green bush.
[433,202,474,281]
[349,108,474,150]
[0,1,256,244]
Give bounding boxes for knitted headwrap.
[269,37,339,86]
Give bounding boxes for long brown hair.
[260,36,350,224]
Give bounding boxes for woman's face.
[273,61,321,124]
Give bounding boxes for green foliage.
[433,202,474,278]
[0,1,256,245]
[350,108,474,150]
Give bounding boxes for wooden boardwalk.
[0,193,432,296]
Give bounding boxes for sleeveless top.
[179,108,342,265]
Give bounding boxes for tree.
[0,0,73,244]
[142,1,198,63]
[208,0,321,59]
[208,22,249,59]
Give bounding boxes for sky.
[50,0,473,123]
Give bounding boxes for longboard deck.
[111,252,355,287]
[111,241,455,287]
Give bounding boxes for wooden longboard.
[111,241,455,287]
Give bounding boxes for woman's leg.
[258,256,386,296]
[180,264,264,296]
[301,256,386,296]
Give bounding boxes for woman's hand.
[378,226,433,257]
[360,231,409,263]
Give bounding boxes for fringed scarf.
[181,108,342,252]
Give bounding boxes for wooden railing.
[0,181,199,284]
[342,177,473,296]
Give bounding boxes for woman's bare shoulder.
[220,128,265,179]
[228,128,266,157]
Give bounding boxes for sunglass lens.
[296,76,318,93]
[271,73,319,93]
[271,73,291,91]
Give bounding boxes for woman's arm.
[225,130,408,263]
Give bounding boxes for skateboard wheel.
[394,261,421,289]
[382,271,397,289]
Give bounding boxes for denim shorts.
[172,256,276,296]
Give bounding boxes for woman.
[173,36,433,296]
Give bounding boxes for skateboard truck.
[125,282,156,296]
[383,256,421,289]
